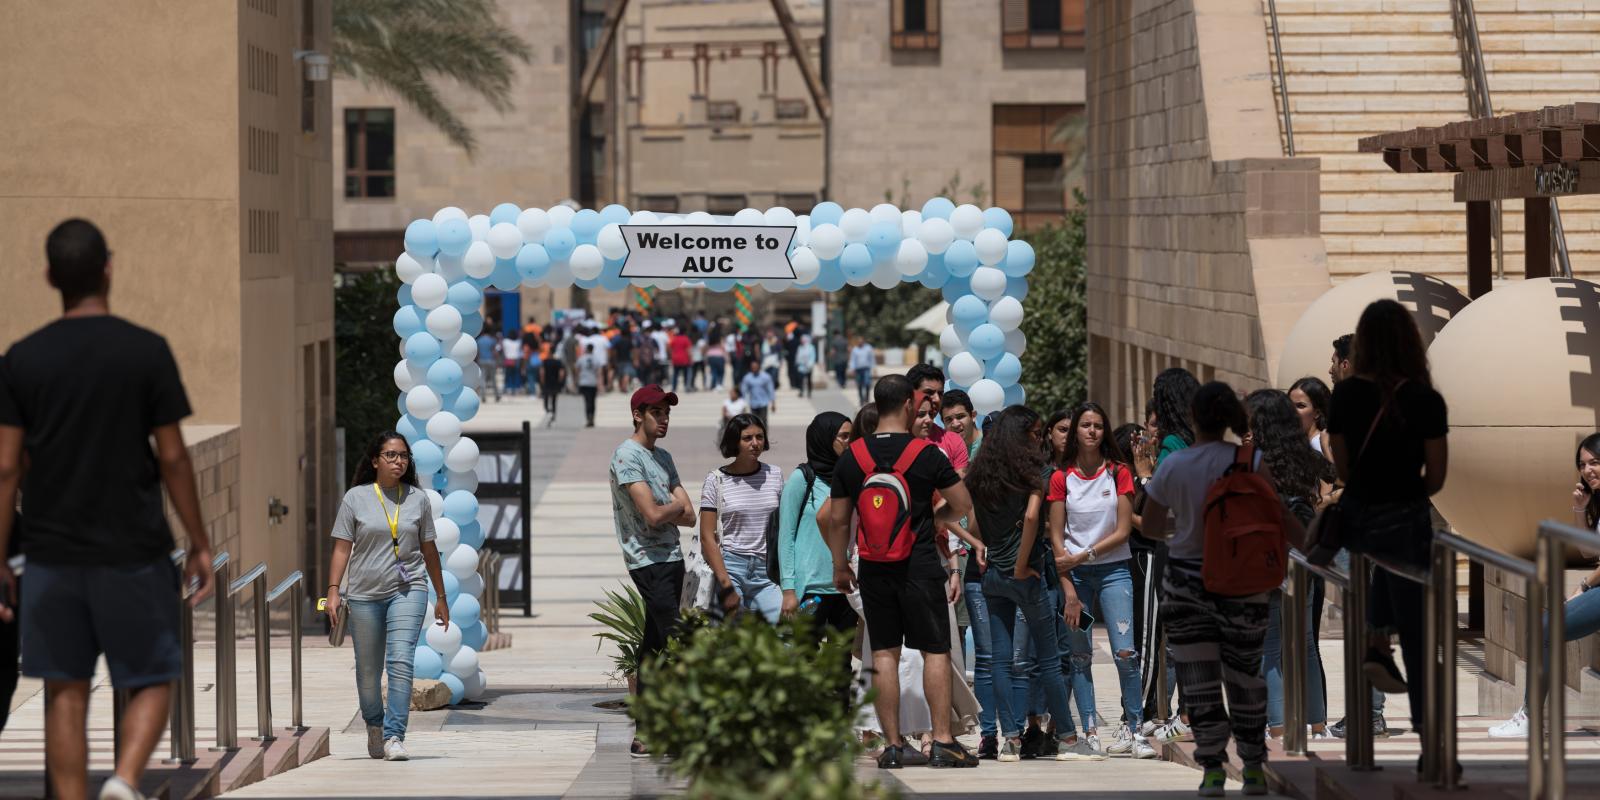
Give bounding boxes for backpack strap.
[850,438,876,474]
[1234,443,1256,472]
[891,438,931,474]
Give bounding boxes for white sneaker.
[1488,706,1529,739]
[1138,718,1163,738]
[383,737,410,761]
[1152,718,1192,743]
[367,724,384,759]
[99,776,145,800]
[1310,729,1335,741]
[1132,737,1158,759]
[1085,732,1103,754]
[1104,725,1137,757]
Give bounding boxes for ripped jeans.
[1063,559,1143,731]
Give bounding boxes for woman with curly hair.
[1137,367,1199,742]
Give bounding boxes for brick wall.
[164,425,241,560]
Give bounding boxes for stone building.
[1,0,338,590]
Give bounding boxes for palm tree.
[333,0,533,156]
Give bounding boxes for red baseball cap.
[630,384,679,411]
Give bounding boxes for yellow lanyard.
[373,483,406,562]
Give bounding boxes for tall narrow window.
[1002,0,1084,49]
[993,104,1084,231]
[891,0,940,50]
[344,108,395,198]
[301,0,316,132]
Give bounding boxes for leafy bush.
[1019,190,1088,415]
[590,585,647,679]
[629,616,878,795]
[334,269,402,482]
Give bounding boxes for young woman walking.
[1143,383,1306,796]
[778,411,854,630]
[700,413,784,622]
[325,432,450,762]
[1049,402,1154,758]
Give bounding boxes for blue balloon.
[405,219,439,258]
[944,379,967,393]
[489,203,522,226]
[951,295,989,327]
[459,520,485,550]
[968,324,1006,361]
[515,243,552,283]
[427,358,463,395]
[940,273,971,303]
[451,388,481,422]
[447,282,483,314]
[574,275,600,290]
[490,258,520,292]
[1005,275,1029,301]
[468,274,494,291]
[982,207,1015,237]
[460,312,484,337]
[437,218,472,257]
[867,222,901,259]
[570,209,602,244]
[1003,239,1035,277]
[1004,383,1026,407]
[918,253,950,289]
[397,283,413,307]
[443,490,479,526]
[816,259,847,292]
[397,394,409,417]
[460,622,487,651]
[450,594,482,628]
[413,645,444,681]
[442,570,461,604]
[600,270,630,292]
[840,243,874,281]
[922,197,956,221]
[394,305,427,338]
[706,278,736,292]
[405,332,441,362]
[810,201,844,227]
[543,228,576,262]
[986,353,1023,386]
[440,673,465,705]
[413,440,445,475]
[433,472,449,491]
[599,204,632,226]
[944,240,979,277]
[396,414,425,445]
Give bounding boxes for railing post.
[1422,544,1442,784]
[1284,559,1308,754]
[1345,551,1375,770]
[253,572,274,741]
[1543,531,1566,799]
[213,556,237,751]
[291,580,305,730]
[169,574,197,763]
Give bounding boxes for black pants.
[542,380,560,415]
[796,374,812,397]
[0,576,18,733]
[1370,567,1427,738]
[628,561,685,700]
[580,386,597,425]
[804,593,859,711]
[752,406,769,429]
[671,365,691,393]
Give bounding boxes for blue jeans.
[722,550,782,623]
[1334,550,1387,716]
[855,367,872,405]
[1528,586,1600,703]
[708,355,726,389]
[1263,589,1328,728]
[348,587,428,741]
[1064,560,1142,731]
[983,570,1075,740]
[963,581,998,737]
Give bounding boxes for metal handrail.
[225,563,275,742]
[477,550,504,637]
[211,553,237,750]
[168,549,198,763]
[1536,520,1600,799]
[1266,0,1295,156]
[1282,552,1349,757]
[1553,201,1573,278]
[267,571,306,730]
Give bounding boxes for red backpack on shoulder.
[850,438,931,563]
[1201,444,1287,596]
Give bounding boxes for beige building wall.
[0,0,335,589]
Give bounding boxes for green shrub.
[1019,191,1088,414]
[590,585,647,679]
[334,269,402,482]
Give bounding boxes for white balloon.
[654,278,683,290]
[901,209,923,240]
[396,252,427,284]
[412,273,448,310]
[918,218,956,255]
[427,305,464,341]
[426,411,463,448]
[461,361,483,390]
[447,646,479,680]
[406,385,442,419]
[733,208,765,225]
[569,244,604,280]
[463,241,495,280]
[764,207,797,227]
[448,333,478,366]
[1005,327,1027,357]
[839,208,871,242]
[468,214,492,241]
[895,239,929,276]
[458,572,484,599]
[426,489,445,519]
[870,262,900,290]
[432,207,467,225]
[597,224,628,260]
[446,544,480,582]
[790,247,821,283]
[685,211,714,225]
[436,253,467,283]
[544,261,574,289]
[464,669,488,701]
[988,296,1025,332]
[487,222,523,260]
[424,621,463,661]
[628,209,660,225]
[809,224,845,260]
[969,378,1005,416]
[394,359,425,392]
[433,517,461,554]
[950,204,984,240]
[970,266,1007,302]
[794,214,811,246]
[760,278,793,293]
[516,207,551,242]
[947,352,984,386]
[975,228,1008,266]
[939,325,964,358]
[445,436,480,472]
[445,468,479,494]
[869,203,901,227]
[547,204,576,228]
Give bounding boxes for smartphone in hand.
[1075,608,1097,631]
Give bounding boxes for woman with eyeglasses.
[324,432,450,762]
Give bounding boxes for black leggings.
[580,386,597,424]
[629,561,684,699]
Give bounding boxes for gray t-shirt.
[609,439,684,570]
[332,483,436,600]
[577,353,603,388]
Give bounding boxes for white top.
[723,397,750,418]
[652,330,670,360]
[500,337,521,361]
[1144,441,1261,561]
[1050,464,1135,564]
[1309,432,1324,454]
[700,463,783,556]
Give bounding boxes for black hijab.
[805,412,850,484]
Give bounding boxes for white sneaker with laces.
[1138,718,1162,738]
[1084,732,1105,756]
[1132,737,1158,759]
[384,737,410,761]
[1488,706,1529,739]
[99,776,145,800]
[1152,718,1192,743]
[1104,725,1137,757]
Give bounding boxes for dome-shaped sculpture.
[1430,278,1600,558]
[1276,271,1468,387]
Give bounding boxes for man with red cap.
[609,384,695,758]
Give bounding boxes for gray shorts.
[21,557,182,687]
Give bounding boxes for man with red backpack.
[827,374,977,769]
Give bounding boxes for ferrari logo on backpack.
[873,496,884,509]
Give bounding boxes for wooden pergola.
[1358,102,1599,298]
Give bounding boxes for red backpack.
[1201,444,1288,596]
[850,438,931,563]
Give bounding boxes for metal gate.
[470,421,532,615]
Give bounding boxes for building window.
[344,108,395,198]
[707,101,742,124]
[636,194,680,213]
[301,0,316,133]
[707,195,748,216]
[993,104,1083,230]
[779,193,819,211]
[891,0,940,50]
[775,99,808,121]
[1023,154,1065,211]
[1002,0,1084,49]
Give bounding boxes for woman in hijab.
[778,411,855,637]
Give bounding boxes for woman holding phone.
[325,431,450,762]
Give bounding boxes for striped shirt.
[700,463,784,555]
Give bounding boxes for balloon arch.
[388,198,1035,701]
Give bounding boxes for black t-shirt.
[540,357,566,386]
[612,333,632,362]
[831,432,961,580]
[0,317,192,565]
[1327,377,1448,505]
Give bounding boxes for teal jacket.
[777,469,835,597]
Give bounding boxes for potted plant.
[589,585,646,693]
